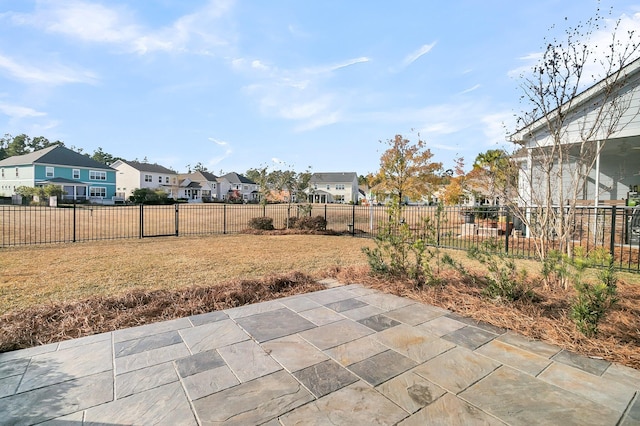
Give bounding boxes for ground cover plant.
[0,234,638,369]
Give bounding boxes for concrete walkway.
[0,282,638,425]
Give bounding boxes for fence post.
[263,204,266,217]
[609,207,616,258]
[223,204,227,234]
[504,206,509,254]
[175,204,179,236]
[72,200,77,243]
[139,204,144,238]
[351,204,355,236]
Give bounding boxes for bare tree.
[510,8,640,274]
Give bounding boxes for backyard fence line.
[1,202,639,272]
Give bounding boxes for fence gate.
[140,205,178,238]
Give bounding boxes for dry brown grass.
[0,234,374,313]
[1,233,639,370]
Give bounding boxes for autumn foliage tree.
[372,134,442,212]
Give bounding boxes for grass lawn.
[1,233,638,369]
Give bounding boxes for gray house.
[511,57,640,207]
[308,172,359,204]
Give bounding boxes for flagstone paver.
[298,305,346,326]
[293,359,358,397]
[384,303,448,325]
[442,325,499,350]
[551,349,611,375]
[375,323,455,363]
[84,381,197,425]
[234,308,316,342]
[398,392,506,425]
[460,365,624,425]
[262,334,329,372]
[376,370,446,413]
[413,346,500,394]
[538,362,637,413]
[348,349,418,386]
[217,339,282,382]
[192,370,313,425]
[299,318,373,350]
[115,361,178,398]
[0,283,637,426]
[325,335,389,366]
[279,381,409,425]
[475,338,551,376]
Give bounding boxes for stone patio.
[0,282,638,425]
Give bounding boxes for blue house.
[0,144,116,201]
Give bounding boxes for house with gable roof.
[111,159,178,199]
[308,172,359,204]
[0,144,116,201]
[177,171,220,202]
[218,172,259,202]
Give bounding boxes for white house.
[308,172,359,204]
[111,160,178,199]
[177,171,220,202]
[511,57,640,206]
[218,172,259,202]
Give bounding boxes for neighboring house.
[511,57,640,206]
[111,160,178,199]
[0,144,116,202]
[177,171,220,202]
[308,172,359,204]
[218,172,259,202]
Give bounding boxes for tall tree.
[91,147,120,165]
[372,134,442,210]
[511,7,640,265]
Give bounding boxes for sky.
[1,0,640,176]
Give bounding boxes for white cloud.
[206,137,233,166]
[460,84,481,95]
[481,112,513,145]
[402,42,436,67]
[0,103,46,119]
[0,53,97,85]
[6,0,235,56]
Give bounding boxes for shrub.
[248,217,274,230]
[293,215,327,231]
[569,249,617,337]
[129,188,171,205]
[467,239,531,302]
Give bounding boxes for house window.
[46,167,54,178]
[1,168,4,178]
[165,177,169,184]
[326,185,330,190]
[336,184,345,190]
[15,168,19,177]
[144,174,152,182]
[73,169,80,179]
[90,170,107,180]
[158,176,162,183]
[89,187,106,198]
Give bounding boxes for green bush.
[467,239,531,302]
[129,188,171,205]
[248,216,275,230]
[569,249,617,337]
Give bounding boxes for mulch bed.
[0,272,323,352]
[331,265,640,370]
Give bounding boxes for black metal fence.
[2,202,639,271]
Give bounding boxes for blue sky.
[1,1,639,176]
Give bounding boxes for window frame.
[45,166,54,178]
[89,170,107,181]
[72,169,80,179]
[89,186,106,198]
